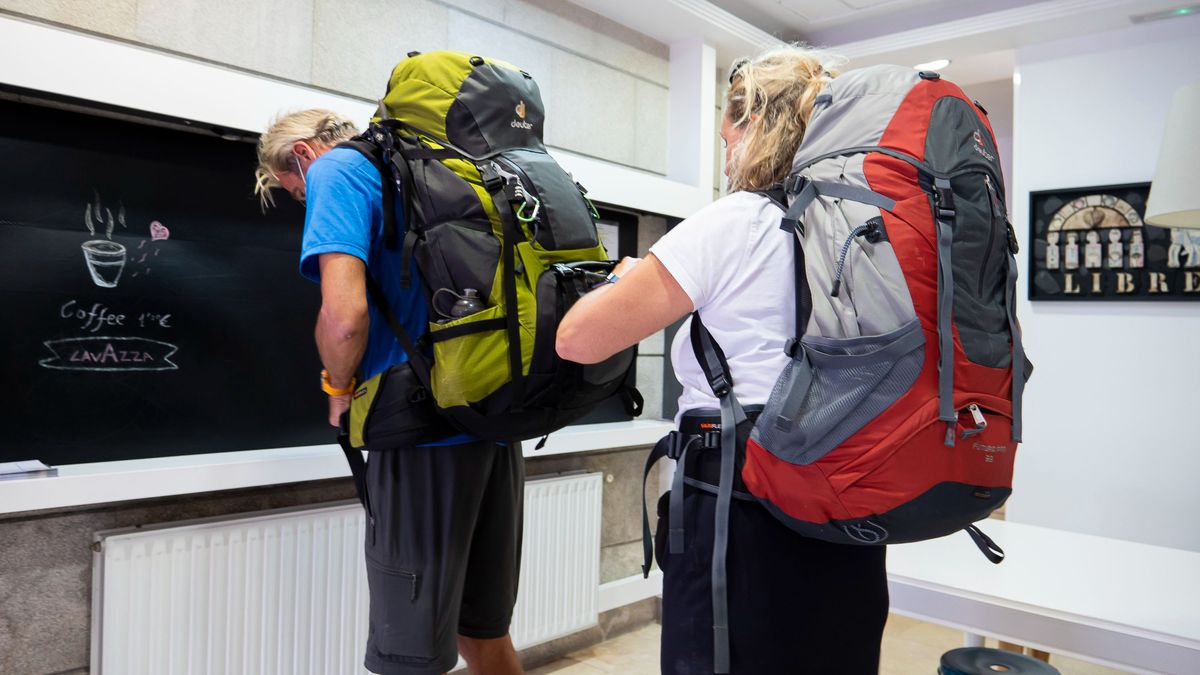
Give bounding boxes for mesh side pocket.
[753,319,924,465]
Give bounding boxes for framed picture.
[1028,182,1200,301]
[594,205,639,261]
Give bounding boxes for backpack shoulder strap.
[757,181,810,343]
[753,184,787,211]
[334,136,399,248]
[332,136,433,386]
[336,132,422,287]
[362,273,433,391]
[689,313,746,674]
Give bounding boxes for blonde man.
[255,110,524,675]
[558,46,887,673]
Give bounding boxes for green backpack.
[341,50,642,445]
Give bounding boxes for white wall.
[1008,15,1200,551]
[0,0,670,174]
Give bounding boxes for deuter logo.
[972,128,995,162]
[511,100,533,130]
[842,520,888,544]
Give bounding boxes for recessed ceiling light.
[913,58,951,71]
[1131,4,1199,22]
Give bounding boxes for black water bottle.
[450,288,485,318]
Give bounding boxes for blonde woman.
[557,46,887,673]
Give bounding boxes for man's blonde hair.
[724,45,844,193]
[253,109,360,209]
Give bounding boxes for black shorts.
[360,439,524,675]
[656,488,889,674]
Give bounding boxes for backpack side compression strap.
[477,161,527,409]
[931,177,958,446]
[1004,243,1026,442]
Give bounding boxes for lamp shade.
[1146,80,1200,229]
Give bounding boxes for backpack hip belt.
[638,407,765,586]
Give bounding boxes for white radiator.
[91,471,603,675]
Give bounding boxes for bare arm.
[556,253,693,364]
[315,252,369,426]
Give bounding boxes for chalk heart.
[150,221,170,241]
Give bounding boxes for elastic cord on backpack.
[830,224,871,297]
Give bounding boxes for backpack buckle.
[478,161,505,193]
[702,429,722,450]
[369,123,396,151]
[709,374,731,398]
[932,180,956,220]
[665,431,686,460]
[1006,221,1020,254]
[783,337,801,358]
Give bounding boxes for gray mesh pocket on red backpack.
[752,318,924,465]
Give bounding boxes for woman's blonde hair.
[723,45,843,193]
[253,109,360,209]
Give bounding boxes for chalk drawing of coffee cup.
[82,239,127,288]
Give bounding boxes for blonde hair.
[724,45,843,193]
[253,109,360,209]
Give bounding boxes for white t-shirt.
[650,191,795,423]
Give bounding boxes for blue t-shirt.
[299,147,472,445]
[300,147,422,380]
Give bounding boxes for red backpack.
[644,65,1030,674]
[738,64,1030,551]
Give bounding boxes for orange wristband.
[320,369,357,396]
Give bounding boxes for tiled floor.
[527,614,1131,674]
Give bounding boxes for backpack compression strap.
[477,161,528,409]
[780,177,897,236]
[1004,225,1027,442]
[929,177,958,446]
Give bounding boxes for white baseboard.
[599,570,663,614]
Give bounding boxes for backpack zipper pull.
[961,403,989,439]
[969,403,987,428]
[830,223,873,297]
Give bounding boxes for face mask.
[293,155,307,187]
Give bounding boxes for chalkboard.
[0,94,635,467]
[0,95,326,465]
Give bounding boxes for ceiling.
[710,0,1036,43]
[571,0,1196,85]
